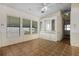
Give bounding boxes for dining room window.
[32,21,38,34]
[7,16,20,38]
[23,19,31,35]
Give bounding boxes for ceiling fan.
[41,3,48,13]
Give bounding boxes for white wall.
[71,4,79,47]
[0,14,2,47]
[39,11,63,41]
[0,5,63,47]
[57,11,63,41]
[0,5,39,47]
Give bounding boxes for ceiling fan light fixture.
[41,6,47,13]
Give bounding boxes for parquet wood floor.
[0,39,79,56]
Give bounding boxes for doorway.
[62,9,71,45]
[64,20,70,39]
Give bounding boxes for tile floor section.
[0,38,79,56]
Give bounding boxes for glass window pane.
[32,21,38,33]
[7,16,20,27]
[7,16,20,38]
[40,21,42,31]
[44,20,50,31]
[67,24,70,28]
[51,20,55,31]
[67,28,70,30]
[23,19,31,34]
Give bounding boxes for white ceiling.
[1,3,71,18]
